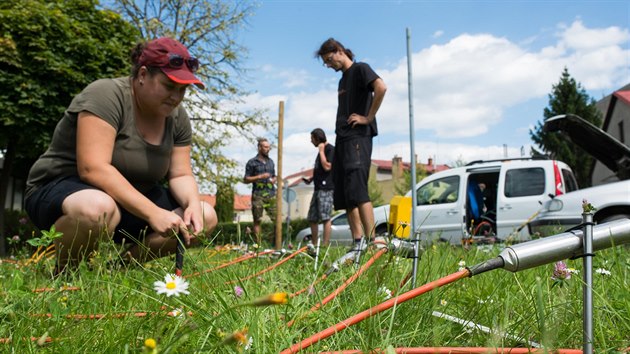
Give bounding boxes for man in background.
[302,128,335,255]
[243,138,276,237]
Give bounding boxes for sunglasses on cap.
[166,54,199,72]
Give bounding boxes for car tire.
[374,224,389,237]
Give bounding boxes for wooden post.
[275,101,285,250]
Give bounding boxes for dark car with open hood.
[528,114,630,237]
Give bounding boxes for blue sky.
[225,1,630,194]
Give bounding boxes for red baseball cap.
[139,37,205,89]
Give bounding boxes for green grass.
[1,239,629,353]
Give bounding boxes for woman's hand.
[148,208,191,245]
[182,203,204,236]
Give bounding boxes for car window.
[332,213,348,226]
[417,175,460,205]
[562,168,579,192]
[504,167,545,197]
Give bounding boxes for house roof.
[602,87,630,131]
[614,90,630,106]
[235,195,252,210]
[371,159,411,171]
[591,84,630,180]
[200,194,251,211]
[371,159,450,174]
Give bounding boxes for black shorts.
[333,136,372,210]
[25,175,180,243]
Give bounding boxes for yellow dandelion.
[144,338,157,349]
[143,338,158,353]
[221,327,249,346]
[250,292,288,306]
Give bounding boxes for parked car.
[401,156,578,244]
[294,204,391,246]
[528,114,630,237]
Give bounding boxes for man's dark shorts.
[25,175,180,243]
[333,136,373,210]
[307,189,334,223]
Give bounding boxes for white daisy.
[169,307,185,318]
[595,268,611,276]
[377,286,392,300]
[154,274,190,297]
[244,336,254,351]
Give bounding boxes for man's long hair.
[311,128,327,144]
[315,38,354,61]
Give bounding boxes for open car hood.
[544,114,630,180]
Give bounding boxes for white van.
[401,157,578,244]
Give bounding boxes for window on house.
[619,120,625,144]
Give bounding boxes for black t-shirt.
[313,143,335,190]
[335,62,379,140]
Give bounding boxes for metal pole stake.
[582,209,594,353]
[175,238,185,277]
[314,237,321,272]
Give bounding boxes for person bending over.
[25,37,218,272]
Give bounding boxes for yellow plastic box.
[388,195,412,238]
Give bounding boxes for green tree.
[107,0,276,193]
[215,179,235,223]
[0,0,139,254]
[394,164,427,196]
[529,68,602,188]
[368,178,385,207]
[450,156,468,168]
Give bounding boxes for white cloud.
[548,20,630,89]
[226,20,629,181]
[558,19,630,51]
[375,33,557,138]
[371,141,529,167]
[284,90,337,130]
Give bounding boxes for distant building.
[200,194,253,223]
[371,156,449,203]
[280,156,450,220]
[593,83,630,185]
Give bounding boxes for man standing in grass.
[243,137,277,237]
[302,128,335,255]
[315,38,387,260]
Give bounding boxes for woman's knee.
[201,201,218,230]
[63,190,120,228]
